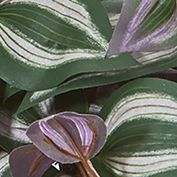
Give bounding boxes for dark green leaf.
[16,53,177,113]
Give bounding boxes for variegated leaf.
[14,0,177,113]
[15,97,56,125]
[97,78,177,177]
[102,0,122,28]
[0,0,111,90]
[16,89,88,123]
[1,0,177,97]
[15,54,177,113]
[107,0,177,66]
[0,109,30,152]
[27,112,107,164]
[0,150,11,177]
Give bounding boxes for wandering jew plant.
[1,0,177,177]
[9,112,106,177]
[107,0,177,60]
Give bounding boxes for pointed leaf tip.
[26,112,107,164]
[107,0,177,57]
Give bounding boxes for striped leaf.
[16,89,88,123]
[97,78,177,177]
[102,0,122,28]
[0,0,112,90]
[0,109,30,152]
[1,0,177,95]
[14,0,177,113]
[107,0,177,65]
[0,150,11,177]
[16,51,177,113]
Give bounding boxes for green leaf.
[0,80,19,104]
[97,78,177,177]
[1,0,177,96]
[43,166,59,177]
[0,108,30,152]
[102,0,123,28]
[92,158,117,177]
[0,150,12,177]
[0,0,112,91]
[102,0,123,13]
[17,89,89,124]
[3,84,21,101]
[16,52,177,113]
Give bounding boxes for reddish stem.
[80,159,100,177]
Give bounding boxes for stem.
[80,159,100,177]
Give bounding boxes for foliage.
[1,0,177,176]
